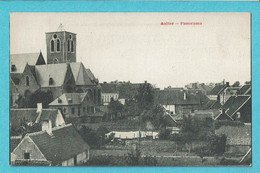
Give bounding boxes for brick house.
[11,124,90,166]
[153,89,205,116]
[48,92,95,118]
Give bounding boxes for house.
[100,83,119,105]
[10,105,65,137]
[215,124,251,156]
[207,83,227,101]
[153,89,205,116]
[48,92,95,118]
[215,95,251,123]
[237,84,251,95]
[11,124,90,166]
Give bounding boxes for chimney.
[46,120,53,136]
[183,92,187,100]
[36,103,42,113]
[226,82,230,87]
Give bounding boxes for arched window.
[56,39,61,52]
[71,41,74,52]
[51,40,55,52]
[25,76,29,86]
[67,40,70,52]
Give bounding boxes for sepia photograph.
[9,13,251,166]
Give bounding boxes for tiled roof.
[28,124,89,165]
[10,52,45,73]
[194,109,221,119]
[10,137,22,152]
[49,93,89,106]
[10,109,60,131]
[238,85,251,95]
[35,63,69,87]
[70,62,96,86]
[221,96,251,117]
[153,90,202,105]
[101,83,118,93]
[215,124,251,145]
[208,84,226,95]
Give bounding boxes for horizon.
[10,13,251,88]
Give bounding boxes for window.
[83,107,85,112]
[63,108,67,113]
[24,152,30,159]
[11,65,16,72]
[67,40,70,52]
[72,108,75,114]
[26,76,29,86]
[51,40,55,52]
[57,39,61,52]
[49,77,54,85]
[53,34,57,39]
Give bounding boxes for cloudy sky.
[10,13,250,88]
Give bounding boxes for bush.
[158,128,171,140]
[215,120,244,129]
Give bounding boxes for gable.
[12,136,47,161]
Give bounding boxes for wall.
[102,93,119,105]
[163,105,176,115]
[12,136,47,161]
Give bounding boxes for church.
[10,28,101,109]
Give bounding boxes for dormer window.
[11,65,16,72]
[49,77,54,85]
[67,40,70,52]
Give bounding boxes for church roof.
[10,52,45,73]
[35,63,69,87]
[70,62,96,86]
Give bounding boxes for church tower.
[46,26,76,64]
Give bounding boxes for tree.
[107,100,124,120]
[135,82,154,110]
[96,125,109,146]
[124,146,141,166]
[232,81,240,87]
[78,125,100,148]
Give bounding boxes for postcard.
[9,12,251,166]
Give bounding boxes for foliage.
[158,127,171,140]
[10,117,41,137]
[140,104,166,129]
[124,147,157,166]
[124,147,142,166]
[78,125,100,148]
[232,81,240,87]
[78,125,109,148]
[215,120,244,129]
[107,100,124,120]
[135,82,154,110]
[96,125,109,146]
[17,90,53,108]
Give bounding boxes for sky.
[10,13,251,88]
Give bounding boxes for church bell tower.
[46,24,76,64]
